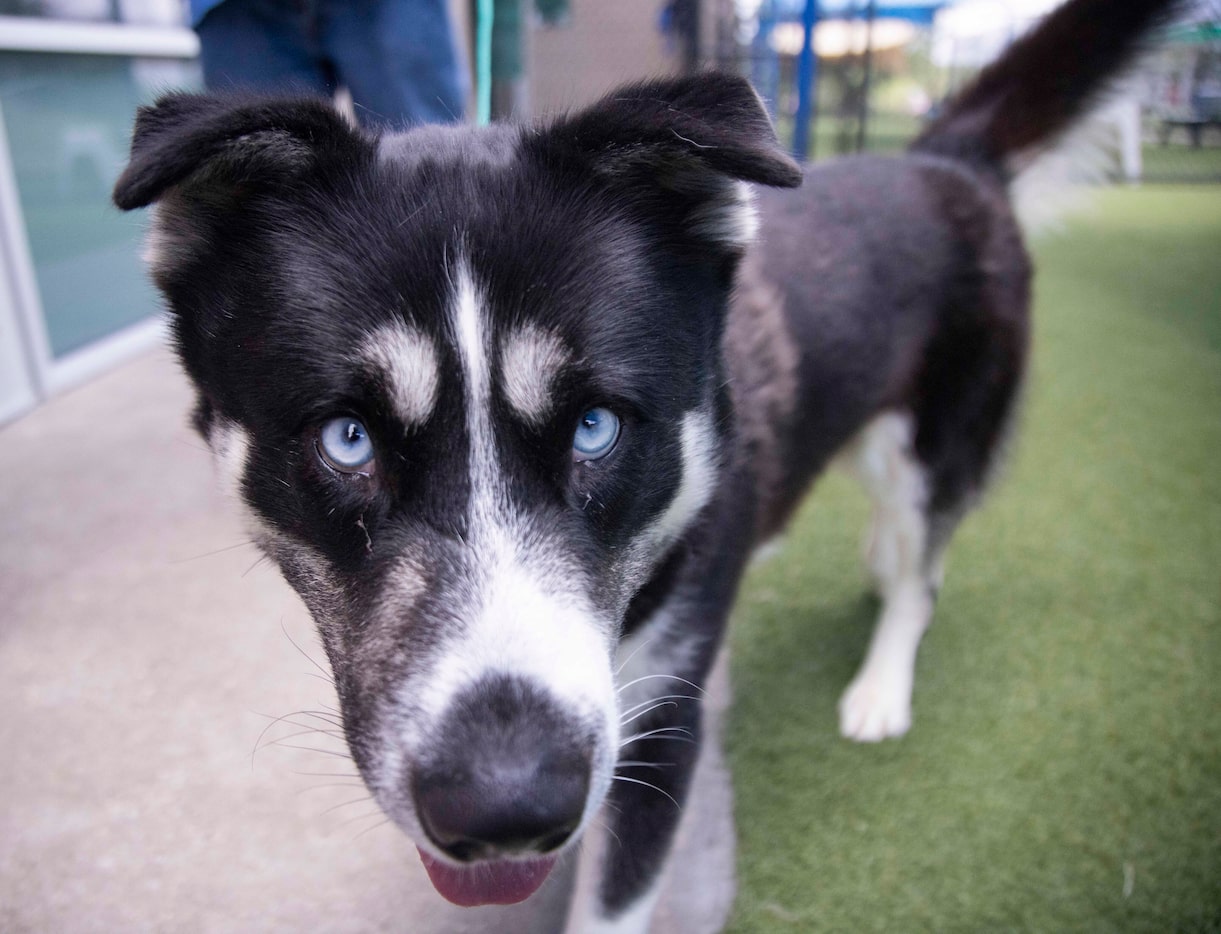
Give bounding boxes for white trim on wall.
[0,96,52,400]
[43,314,168,397]
[0,16,199,58]
[0,248,38,424]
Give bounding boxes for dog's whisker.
[292,769,363,779]
[298,781,367,794]
[251,708,339,725]
[242,554,272,577]
[251,715,347,756]
[617,693,702,725]
[264,713,345,733]
[614,760,672,770]
[282,708,344,727]
[257,727,346,752]
[589,814,624,852]
[352,816,394,841]
[268,727,346,748]
[616,673,706,697]
[175,437,212,455]
[619,726,695,746]
[334,806,390,832]
[306,713,345,728]
[321,794,375,816]
[615,639,654,673]
[612,775,681,810]
[618,700,678,726]
[333,810,385,832]
[279,620,334,683]
[259,740,354,759]
[621,725,694,739]
[618,693,701,719]
[169,539,258,565]
[251,709,332,766]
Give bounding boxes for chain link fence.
[709,0,1221,183]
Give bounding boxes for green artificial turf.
[725,186,1221,932]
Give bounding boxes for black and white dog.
[114,0,1174,928]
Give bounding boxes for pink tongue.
[417,848,557,907]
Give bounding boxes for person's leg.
[196,0,334,99]
[322,0,468,128]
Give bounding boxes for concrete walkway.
[0,347,735,933]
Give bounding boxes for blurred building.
[0,1,199,422]
[3,0,1209,422]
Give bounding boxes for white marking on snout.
[359,324,439,427]
[418,530,616,732]
[500,323,571,426]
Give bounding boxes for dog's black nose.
[412,675,591,862]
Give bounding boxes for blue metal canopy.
[775,0,947,25]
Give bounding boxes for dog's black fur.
[114,0,1177,927]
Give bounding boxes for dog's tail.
[911,0,1180,175]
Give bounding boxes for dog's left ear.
[112,92,364,210]
[532,72,802,249]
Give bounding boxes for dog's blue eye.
[318,416,375,473]
[573,407,620,461]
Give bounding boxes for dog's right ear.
[539,72,802,190]
[112,92,366,210]
[531,73,801,252]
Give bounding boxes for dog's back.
[733,154,1027,542]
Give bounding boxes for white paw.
[837,669,913,742]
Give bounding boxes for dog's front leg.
[566,481,753,933]
[568,692,705,934]
[569,590,735,932]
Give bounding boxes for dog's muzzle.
[409,674,594,906]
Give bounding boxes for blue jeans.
[196,0,468,128]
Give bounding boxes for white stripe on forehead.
[359,324,439,427]
[452,259,497,515]
[454,263,487,404]
[421,257,616,740]
[501,323,571,426]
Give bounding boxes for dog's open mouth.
[416,848,558,906]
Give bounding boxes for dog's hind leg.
[837,410,939,741]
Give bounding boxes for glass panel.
[0,52,199,358]
[0,1,185,27]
